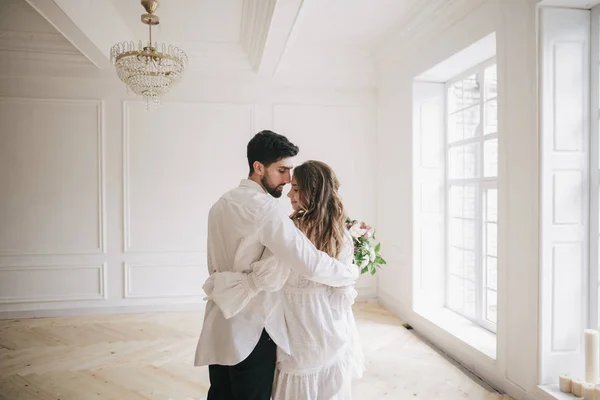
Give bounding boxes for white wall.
[376,0,540,398]
[0,65,378,317]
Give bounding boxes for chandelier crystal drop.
[110,0,187,109]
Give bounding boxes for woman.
[271,160,364,399]
[204,160,364,399]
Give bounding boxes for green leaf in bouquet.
[375,242,381,253]
[361,266,368,274]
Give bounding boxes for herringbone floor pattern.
[0,303,512,400]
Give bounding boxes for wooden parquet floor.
[0,303,512,400]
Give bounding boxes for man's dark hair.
[247,130,299,175]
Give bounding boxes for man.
[194,130,358,400]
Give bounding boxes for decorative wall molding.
[121,100,253,254]
[123,262,206,299]
[122,100,133,254]
[0,301,205,320]
[0,97,106,256]
[550,242,584,352]
[0,263,107,304]
[551,170,584,225]
[539,7,590,384]
[0,29,81,55]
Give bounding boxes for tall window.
[445,59,498,332]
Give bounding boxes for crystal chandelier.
[110,0,187,108]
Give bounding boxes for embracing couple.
[194,130,364,400]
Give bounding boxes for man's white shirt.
[194,179,358,367]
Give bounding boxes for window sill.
[414,306,497,359]
[538,384,581,400]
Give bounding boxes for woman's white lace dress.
[271,235,364,400]
[203,235,364,400]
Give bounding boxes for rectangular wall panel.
[0,264,105,303]
[551,243,583,352]
[124,263,205,298]
[0,98,104,255]
[552,171,583,225]
[553,43,585,152]
[123,101,253,253]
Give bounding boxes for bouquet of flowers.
[346,217,386,275]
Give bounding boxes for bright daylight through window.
[445,60,498,332]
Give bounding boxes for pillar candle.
[574,379,585,398]
[584,383,595,400]
[559,374,572,393]
[586,329,600,384]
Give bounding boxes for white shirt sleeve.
[256,201,359,287]
[202,249,288,319]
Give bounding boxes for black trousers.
[207,329,277,400]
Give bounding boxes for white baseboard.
[0,289,380,320]
[356,279,378,302]
[0,302,206,320]
[357,290,378,302]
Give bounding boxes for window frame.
[590,5,600,333]
[443,57,498,333]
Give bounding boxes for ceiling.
[110,0,244,44]
[0,0,82,57]
[0,0,499,85]
[1,0,56,33]
[288,0,420,49]
[103,0,423,49]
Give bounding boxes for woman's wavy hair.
[290,160,347,258]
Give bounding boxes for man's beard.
[261,176,284,198]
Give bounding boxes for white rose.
[369,248,376,261]
[349,223,366,238]
[359,258,369,268]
